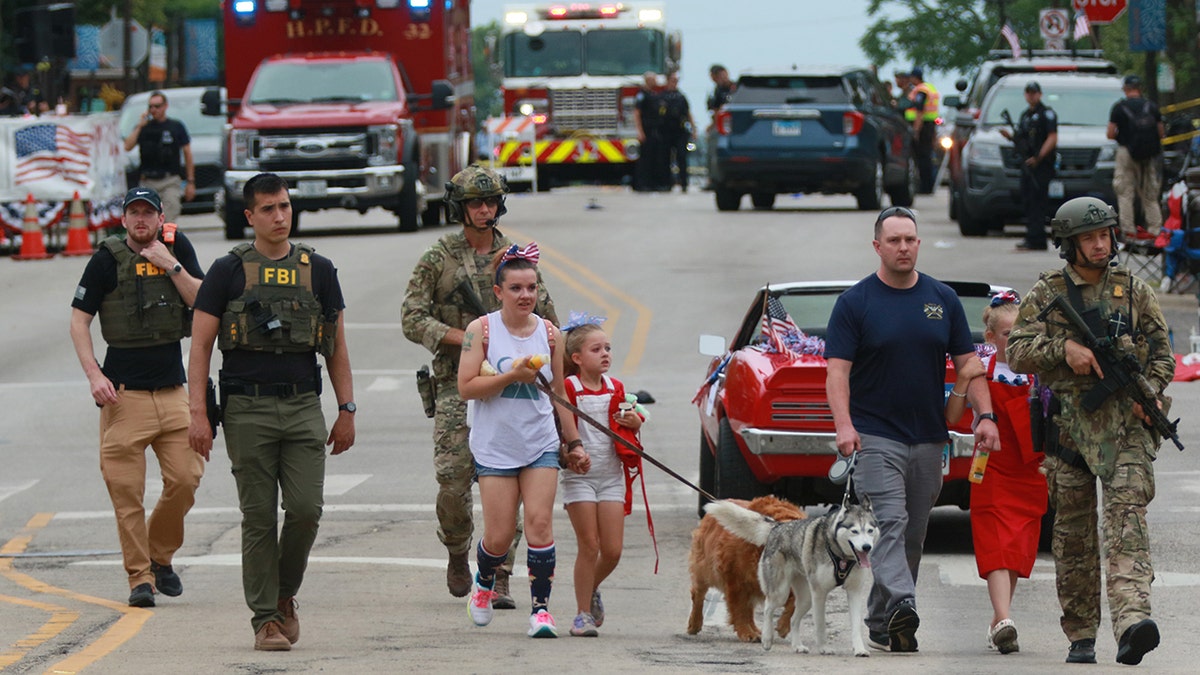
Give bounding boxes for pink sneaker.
[468,583,497,626]
[527,610,558,638]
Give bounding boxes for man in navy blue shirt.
[826,206,999,653]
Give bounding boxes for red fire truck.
[205,0,473,238]
[493,2,679,187]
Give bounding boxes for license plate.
[772,121,801,137]
[297,180,328,198]
[1048,180,1064,199]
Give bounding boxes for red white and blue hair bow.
[562,310,606,332]
[500,242,539,265]
[989,290,1021,307]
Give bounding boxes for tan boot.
[254,621,292,651]
[447,550,472,598]
[492,569,516,610]
[277,597,300,644]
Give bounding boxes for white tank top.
[469,311,558,469]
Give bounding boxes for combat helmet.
[444,165,508,226]
[1050,196,1118,262]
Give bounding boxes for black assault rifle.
[1037,295,1184,451]
[999,109,1039,189]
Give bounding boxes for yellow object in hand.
[527,354,550,369]
[480,361,498,376]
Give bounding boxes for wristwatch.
[166,262,182,277]
[338,402,357,414]
[976,412,998,425]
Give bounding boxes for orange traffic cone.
[12,194,52,260]
[62,191,94,256]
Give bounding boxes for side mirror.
[699,334,727,357]
[429,79,453,110]
[943,95,961,110]
[955,78,968,93]
[201,87,222,116]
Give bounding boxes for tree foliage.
[860,0,1198,101]
[471,20,504,125]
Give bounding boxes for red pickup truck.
[695,280,1006,515]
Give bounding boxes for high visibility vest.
[904,82,940,122]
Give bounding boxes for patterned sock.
[475,540,506,590]
[527,542,556,614]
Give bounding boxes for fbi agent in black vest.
[69,186,206,608]
[187,172,356,651]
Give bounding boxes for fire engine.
[205,0,473,238]
[494,2,679,187]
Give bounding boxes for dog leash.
[535,375,718,502]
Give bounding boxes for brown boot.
[277,597,300,644]
[447,550,472,598]
[492,569,516,610]
[254,621,292,651]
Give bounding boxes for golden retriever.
[686,495,805,642]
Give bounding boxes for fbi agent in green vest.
[69,186,206,608]
[187,173,356,652]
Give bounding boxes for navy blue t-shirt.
[825,273,974,445]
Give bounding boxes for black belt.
[222,381,319,398]
[140,171,175,179]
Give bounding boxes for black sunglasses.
[875,206,917,226]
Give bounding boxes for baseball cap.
[910,66,923,80]
[124,187,163,212]
[1123,75,1142,88]
[1025,81,1041,93]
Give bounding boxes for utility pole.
[123,0,133,95]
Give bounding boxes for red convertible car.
[695,280,1008,515]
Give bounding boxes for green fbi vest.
[218,243,336,356]
[98,236,191,348]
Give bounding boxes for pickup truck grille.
[551,89,619,134]
[770,400,833,425]
[253,129,371,171]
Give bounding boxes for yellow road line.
[0,594,78,669]
[508,230,652,375]
[0,514,153,674]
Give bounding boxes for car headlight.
[368,124,400,165]
[1097,145,1116,163]
[230,129,259,171]
[515,98,548,117]
[966,139,1003,167]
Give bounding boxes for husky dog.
[704,497,878,656]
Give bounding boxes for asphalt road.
[1,187,1198,673]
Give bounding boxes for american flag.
[14,123,93,186]
[1073,13,1091,40]
[1000,23,1022,58]
[761,295,801,355]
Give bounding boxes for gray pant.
[853,434,944,633]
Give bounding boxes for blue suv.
[707,66,917,211]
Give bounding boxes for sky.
[469,0,962,118]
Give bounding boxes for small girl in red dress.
[946,291,1047,655]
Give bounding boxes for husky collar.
[827,543,856,586]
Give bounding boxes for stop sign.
[1072,0,1128,25]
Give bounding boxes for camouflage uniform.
[1007,263,1173,645]
[401,229,557,560]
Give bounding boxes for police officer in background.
[69,187,206,608]
[187,172,356,652]
[401,165,557,609]
[633,71,669,191]
[661,72,696,192]
[1007,197,1173,666]
[1001,81,1057,252]
[124,90,196,222]
[905,67,939,194]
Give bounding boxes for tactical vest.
[98,236,191,348]
[217,243,337,356]
[1044,266,1144,391]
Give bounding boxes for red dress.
[969,357,1048,578]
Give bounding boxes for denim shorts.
[474,449,561,478]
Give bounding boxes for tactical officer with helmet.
[401,165,557,608]
[1007,196,1174,666]
[187,172,356,652]
[69,186,206,608]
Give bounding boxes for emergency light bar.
[233,0,256,14]
[541,4,627,20]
